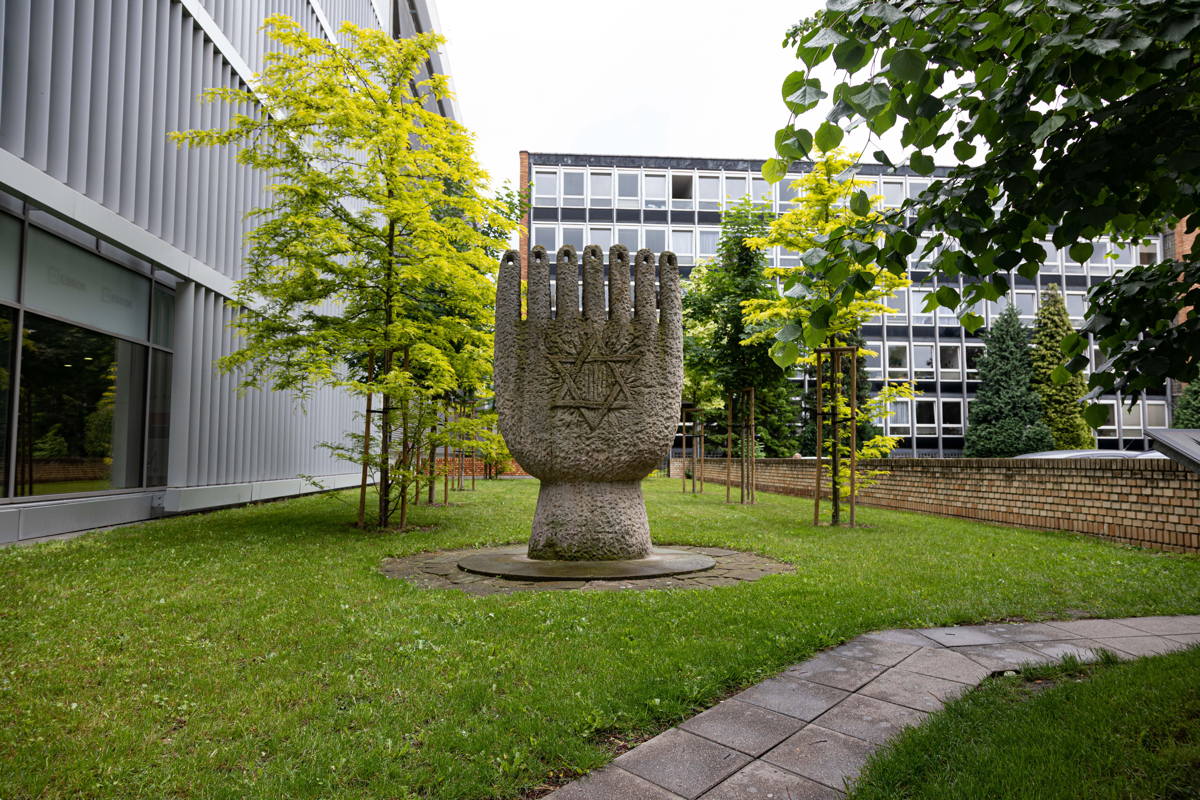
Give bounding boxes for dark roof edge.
[526,152,952,178]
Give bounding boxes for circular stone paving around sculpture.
[379,545,794,595]
[457,546,715,580]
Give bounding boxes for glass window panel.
[562,171,584,197]
[942,400,963,430]
[1014,291,1036,317]
[0,212,19,301]
[887,344,908,377]
[752,177,771,206]
[699,229,720,257]
[965,345,985,376]
[1112,242,1134,265]
[911,289,932,324]
[16,314,147,495]
[779,178,801,204]
[617,172,640,208]
[865,343,882,377]
[1120,403,1142,430]
[1146,402,1167,429]
[533,225,557,254]
[588,227,612,251]
[885,290,908,319]
[671,174,693,210]
[616,228,639,251]
[1089,240,1108,265]
[644,174,667,209]
[907,180,930,200]
[913,344,935,378]
[698,175,720,210]
[725,176,747,203]
[151,286,174,349]
[915,400,937,433]
[533,170,557,202]
[1139,243,1159,265]
[671,230,694,256]
[25,229,151,341]
[590,172,612,206]
[1041,240,1060,266]
[561,227,584,252]
[644,228,666,253]
[882,181,904,207]
[145,350,172,486]
[939,345,961,378]
[1097,402,1117,433]
[1066,292,1086,319]
[889,400,911,434]
[0,306,12,494]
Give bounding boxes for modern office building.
[0,0,451,542]
[519,152,1174,456]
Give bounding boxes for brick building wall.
[670,457,1200,553]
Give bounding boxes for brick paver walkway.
[546,615,1200,799]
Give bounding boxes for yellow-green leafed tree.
[743,149,915,506]
[170,17,516,529]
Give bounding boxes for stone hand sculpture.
[494,244,683,560]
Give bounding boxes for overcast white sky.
[435,0,827,195]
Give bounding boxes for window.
[589,227,612,252]
[671,230,694,264]
[1041,240,1060,268]
[725,175,747,204]
[889,400,911,435]
[1014,290,1037,318]
[887,344,909,379]
[698,229,720,258]
[752,177,771,207]
[561,226,584,253]
[882,181,904,207]
[616,227,639,252]
[16,314,147,496]
[533,225,557,254]
[965,344,985,378]
[1096,401,1118,435]
[915,400,937,435]
[644,228,666,253]
[939,344,961,379]
[913,344,935,379]
[885,290,908,322]
[865,343,883,378]
[941,400,963,433]
[1146,402,1168,429]
[590,172,613,207]
[562,171,585,207]
[911,289,932,325]
[0,212,19,301]
[1065,292,1086,320]
[644,174,667,209]
[1139,241,1159,266]
[1089,240,1109,266]
[146,350,172,486]
[907,180,930,201]
[533,170,557,205]
[1120,402,1142,432]
[911,236,935,269]
[671,174,693,210]
[617,172,639,208]
[698,175,720,210]
[779,178,801,208]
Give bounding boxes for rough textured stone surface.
[379,546,792,595]
[457,546,714,580]
[495,245,683,560]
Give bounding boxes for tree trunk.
[357,352,374,528]
[398,347,411,530]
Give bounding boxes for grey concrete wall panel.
[16,494,156,540]
[0,508,18,543]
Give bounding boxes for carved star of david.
[549,335,639,431]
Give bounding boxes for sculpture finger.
[582,245,605,321]
[555,245,580,321]
[608,244,631,322]
[634,248,657,321]
[528,245,551,321]
[497,250,521,330]
[658,250,681,329]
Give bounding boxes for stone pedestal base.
[456,546,716,581]
[528,480,651,561]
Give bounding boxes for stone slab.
[895,647,991,685]
[858,668,968,713]
[952,642,1050,672]
[976,622,1083,642]
[1043,619,1146,639]
[826,636,920,667]
[785,653,888,692]
[615,728,751,799]
[1116,615,1200,636]
[762,724,875,791]
[457,546,715,580]
[546,765,687,800]
[698,760,843,800]
[1097,635,1186,657]
[917,626,1008,647]
[813,694,928,745]
[1024,638,1115,662]
[680,700,805,757]
[734,678,849,722]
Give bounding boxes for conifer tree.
[1174,382,1200,429]
[964,304,1055,457]
[1031,286,1093,449]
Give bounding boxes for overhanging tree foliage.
[171,17,514,529]
[765,0,1200,415]
[964,304,1055,457]
[682,198,799,456]
[1031,286,1094,449]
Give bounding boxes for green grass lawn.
[850,648,1200,799]
[2,478,1199,800]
